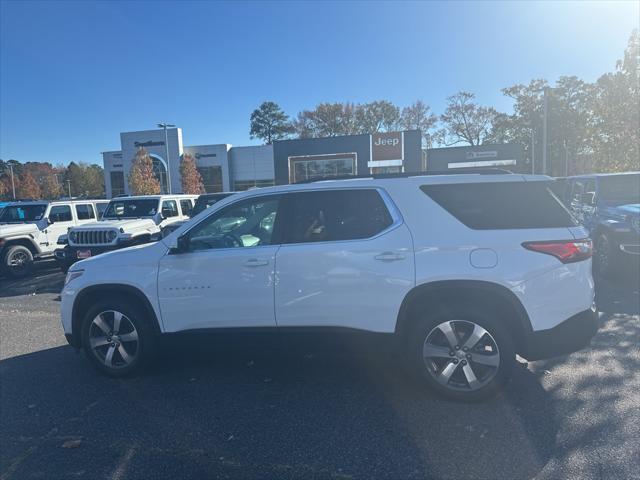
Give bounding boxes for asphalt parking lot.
[0,261,638,480]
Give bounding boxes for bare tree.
[439,92,498,146]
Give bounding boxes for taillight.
[522,239,592,263]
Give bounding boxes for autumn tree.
[400,100,439,147]
[0,176,7,198]
[41,175,62,199]
[180,153,205,194]
[128,148,161,195]
[250,101,294,144]
[439,92,498,146]
[16,172,42,199]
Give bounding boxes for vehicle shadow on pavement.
[0,261,64,298]
[1,343,556,480]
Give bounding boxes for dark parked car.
[161,192,236,237]
[564,172,640,275]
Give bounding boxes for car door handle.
[243,258,269,267]
[374,252,405,261]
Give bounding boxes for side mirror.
[176,234,190,253]
[46,217,53,225]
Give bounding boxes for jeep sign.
[371,131,404,162]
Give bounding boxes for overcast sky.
[1,0,638,165]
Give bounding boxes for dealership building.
[101,127,423,198]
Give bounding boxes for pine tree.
[128,148,161,195]
[180,153,205,194]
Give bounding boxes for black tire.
[594,232,617,278]
[80,297,158,377]
[3,245,34,279]
[406,303,515,402]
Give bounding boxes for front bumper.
[56,243,131,267]
[520,306,599,361]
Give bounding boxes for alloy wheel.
[422,320,500,391]
[89,310,139,369]
[8,250,29,272]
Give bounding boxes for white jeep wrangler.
[0,199,109,278]
[56,195,196,272]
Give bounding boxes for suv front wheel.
[408,305,515,402]
[81,298,157,377]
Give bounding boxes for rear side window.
[49,205,73,223]
[95,203,108,218]
[180,199,193,217]
[284,189,393,243]
[75,204,95,220]
[420,182,577,230]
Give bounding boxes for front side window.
[284,189,393,244]
[0,204,47,223]
[75,204,95,220]
[103,199,158,219]
[186,196,281,251]
[161,200,179,218]
[49,205,72,223]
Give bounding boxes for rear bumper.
[520,306,598,361]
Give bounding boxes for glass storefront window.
[197,166,223,193]
[110,171,125,197]
[288,154,356,183]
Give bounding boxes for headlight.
[69,231,78,243]
[64,269,84,286]
[107,230,118,242]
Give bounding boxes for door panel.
[158,246,279,331]
[275,224,414,332]
[157,193,283,332]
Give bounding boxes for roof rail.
[293,168,513,184]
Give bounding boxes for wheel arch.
[70,284,161,349]
[395,280,532,352]
[3,237,40,256]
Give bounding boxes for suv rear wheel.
[3,245,34,279]
[408,304,515,402]
[80,298,157,377]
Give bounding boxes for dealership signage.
[369,131,404,167]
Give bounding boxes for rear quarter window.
[420,182,577,230]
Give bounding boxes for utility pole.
[66,180,72,198]
[542,87,549,175]
[157,122,175,194]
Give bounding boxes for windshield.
[102,199,159,219]
[0,204,47,223]
[599,174,640,206]
[191,194,233,217]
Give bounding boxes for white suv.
[56,195,196,271]
[0,199,109,278]
[60,173,597,401]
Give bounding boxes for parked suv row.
[0,199,109,278]
[55,194,197,272]
[61,173,597,401]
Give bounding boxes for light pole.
[530,128,535,175]
[66,180,72,198]
[157,122,175,194]
[542,87,549,175]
